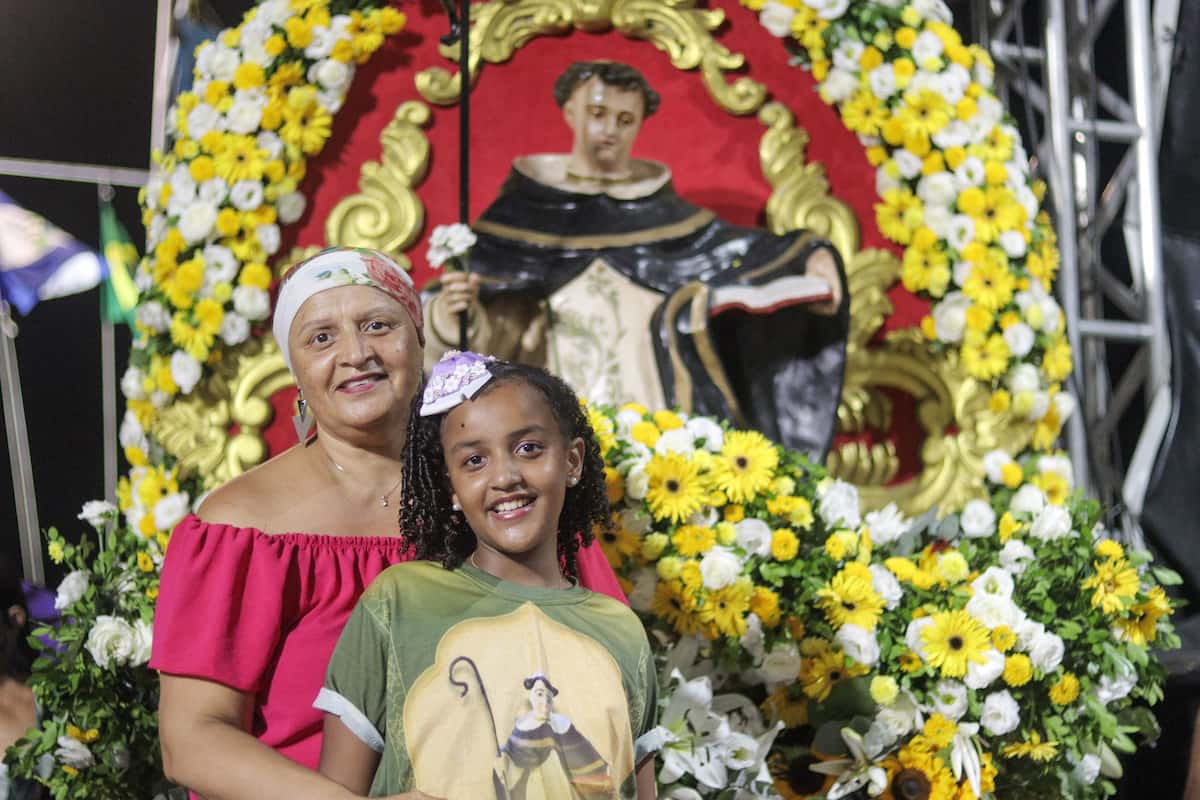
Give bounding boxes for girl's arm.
[158,674,359,800]
[319,716,445,800]
[636,757,657,800]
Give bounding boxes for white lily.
[950,722,983,797]
[654,670,732,789]
[809,728,888,799]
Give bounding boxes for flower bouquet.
[590,401,1180,800]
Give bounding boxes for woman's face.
[288,285,422,441]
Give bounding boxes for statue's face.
[563,76,645,176]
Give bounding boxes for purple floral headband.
[420,350,496,417]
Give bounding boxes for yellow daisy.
[816,568,885,630]
[697,583,752,639]
[1002,731,1059,762]
[713,430,779,503]
[920,609,991,678]
[1048,672,1081,705]
[645,453,708,524]
[1081,557,1140,614]
[596,524,640,568]
[671,525,716,557]
[650,581,700,636]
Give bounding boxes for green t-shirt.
[317,560,657,799]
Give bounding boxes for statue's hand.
[804,247,843,316]
[439,270,481,317]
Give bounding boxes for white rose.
[119,410,146,450]
[54,571,89,611]
[864,503,907,546]
[219,312,250,347]
[614,408,644,437]
[656,427,696,456]
[232,286,271,321]
[930,680,968,721]
[257,130,284,160]
[931,292,970,343]
[999,229,1027,258]
[1030,631,1065,672]
[1073,754,1101,785]
[687,507,719,529]
[305,25,338,59]
[197,177,228,205]
[864,720,898,756]
[618,508,653,536]
[835,623,880,667]
[154,492,190,532]
[1004,322,1036,359]
[912,31,944,64]
[818,480,861,528]
[869,564,903,610]
[972,566,1015,600]
[1029,504,1073,542]
[965,594,1024,630]
[924,205,954,239]
[130,618,153,666]
[177,201,219,244]
[980,690,1021,736]
[965,648,1006,690]
[933,120,971,149]
[913,0,953,23]
[256,0,291,25]
[905,617,934,659]
[917,172,958,207]
[868,64,897,100]
[1053,392,1077,424]
[832,38,865,71]
[1007,362,1041,393]
[186,103,224,139]
[54,736,95,769]
[1014,618,1045,652]
[945,215,975,254]
[628,568,657,612]
[821,68,858,103]
[699,548,742,590]
[1010,484,1047,516]
[804,0,850,20]
[202,244,239,285]
[317,89,345,115]
[1026,391,1051,422]
[170,350,203,394]
[625,463,649,500]
[86,615,138,669]
[77,500,116,530]
[685,417,724,451]
[893,149,923,180]
[1096,667,1136,705]
[120,366,146,401]
[256,223,281,256]
[759,643,802,684]
[960,499,997,538]
[982,449,1014,484]
[277,191,307,225]
[312,58,353,92]
[169,167,196,205]
[875,694,920,738]
[230,180,265,212]
[876,168,903,198]
[226,96,265,134]
[758,1,797,37]
[151,389,170,408]
[998,539,1035,575]
[735,519,772,558]
[954,157,986,187]
[429,223,477,260]
[208,46,239,82]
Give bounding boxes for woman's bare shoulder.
[195,446,309,530]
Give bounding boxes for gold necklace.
[323,452,403,508]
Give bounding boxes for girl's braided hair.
[398,360,612,579]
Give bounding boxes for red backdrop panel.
[270,0,927,472]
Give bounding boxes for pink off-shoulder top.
[149,514,625,773]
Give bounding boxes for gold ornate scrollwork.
[152,336,293,490]
[757,103,1027,513]
[324,101,432,267]
[415,0,767,116]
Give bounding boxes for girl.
[316,352,658,799]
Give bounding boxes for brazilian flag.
[99,200,139,326]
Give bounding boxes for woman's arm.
[636,757,657,800]
[159,674,360,800]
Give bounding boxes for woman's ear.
[566,437,585,486]
[6,605,26,630]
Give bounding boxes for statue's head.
[553,61,661,178]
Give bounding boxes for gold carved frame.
[155,0,1021,513]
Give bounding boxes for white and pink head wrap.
[272,247,424,372]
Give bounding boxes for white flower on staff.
[54,571,90,611]
[77,500,116,530]
[426,223,477,268]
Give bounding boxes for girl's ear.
[566,437,585,485]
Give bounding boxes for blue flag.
[0,190,106,316]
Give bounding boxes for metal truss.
[968,0,1179,547]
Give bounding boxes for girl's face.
[441,380,584,567]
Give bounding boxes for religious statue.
[423,61,849,457]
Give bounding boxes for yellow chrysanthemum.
[652,409,684,430]
[923,714,957,749]
[876,188,924,245]
[672,525,716,557]
[1048,672,1081,706]
[1081,557,1140,614]
[1115,586,1173,646]
[920,609,991,677]
[1095,539,1125,560]
[1042,336,1073,382]
[962,332,1011,381]
[645,453,707,524]
[713,430,778,503]
[771,529,799,561]
[750,586,782,627]
[992,625,1017,652]
[816,568,885,630]
[1002,731,1059,762]
[137,551,155,573]
[630,420,660,448]
[1003,654,1034,687]
[842,90,889,136]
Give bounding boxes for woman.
[0,558,40,800]
[151,248,624,800]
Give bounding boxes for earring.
[292,393,314,441]
[567,475,579,487]
[451,500,462,512]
